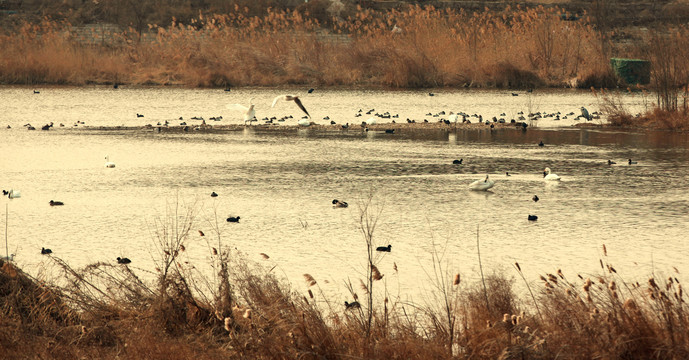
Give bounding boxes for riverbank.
[0,6,613,89]
[83,120,528,133]
[2,246,687,359]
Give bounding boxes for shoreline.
[80,121,606,134]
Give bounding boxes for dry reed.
[4,248,689,359]
[3,201,689,359]
[0,6,611,88]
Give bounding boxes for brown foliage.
[4,253,689,359]
[0,6,609,88]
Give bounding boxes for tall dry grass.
[599,25,689,131]
[0,6,611,88]
[5,244,689,359]
[2,195,689,359]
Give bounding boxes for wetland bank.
[2,86,689,359]
[3,1,689,358]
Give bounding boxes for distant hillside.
[1,0,688,32]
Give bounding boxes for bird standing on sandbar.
[272,95,310,118]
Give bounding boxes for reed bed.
[598,86,689,131]
[2,208,688,360]
[0,6,610,88]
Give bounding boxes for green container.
[610,58,650,85]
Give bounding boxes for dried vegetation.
[0,6,609,88]
[2,202,688,359]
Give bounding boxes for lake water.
[1,86,688,303]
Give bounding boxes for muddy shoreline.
[79,121,603,134]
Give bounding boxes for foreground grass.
[0,6,611,89]
[2,245,688,359]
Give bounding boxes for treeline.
[2,0,689,33]
[6,0,363,31]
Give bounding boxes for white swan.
[543,167,561,181]
[365,117,377,125]
[4,189,21,198]
[227,98,256,124]
[105,155,115,168]
[297,118,311,126]
[271,95,310,118]
[448,112,459,123]
[469,175,495,191]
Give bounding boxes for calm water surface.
[1,86,688,302]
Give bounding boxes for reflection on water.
[1,86,689,302]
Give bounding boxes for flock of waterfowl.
[3,88,613,283]
[462,153,641,221]
[9,87,603,132]
[1,155,134,263]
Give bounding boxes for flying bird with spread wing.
[272,94,310,118]
[227,98,256,124]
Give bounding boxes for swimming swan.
[469,175,495,191]
[105,155,116,168]
[543,167,561,181]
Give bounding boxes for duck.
[332,199,348,208]
[543,167,561,181]
[532,195,539,202]
[227,216,240,223]
[0,253,14,262]
[104,155,116,168]
[528,215,538,221]
[210,192,218,197]
[376,245,392,252]
[344,301,361,310]
[538,140,544,147]
[49,200,64,206]
[117,257,131,264]
[452,159,463,165]
[468,175,495,191]
[136,113,144,118]
[628,159,638,165]
[41,247,52,255]
[607,160,616,165]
